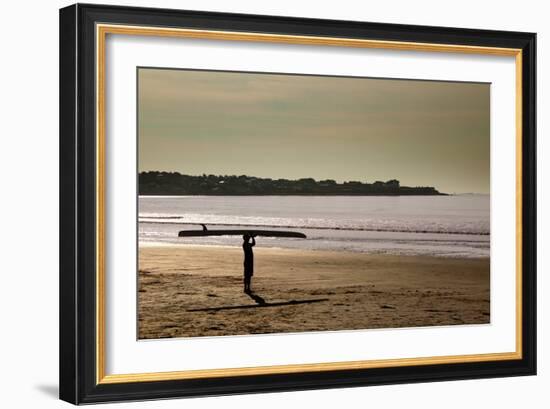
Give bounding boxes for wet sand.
[138,245,490,339]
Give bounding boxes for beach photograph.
[137,68,490,340]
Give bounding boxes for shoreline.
[138,245,490,339]
[138,241,490,259]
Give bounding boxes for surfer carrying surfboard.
[242,234,256,293]
[178,226,306,294]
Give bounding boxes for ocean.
[139,195,490,258]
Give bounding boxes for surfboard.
[177,229,306,238]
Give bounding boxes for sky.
[138,68,490,194]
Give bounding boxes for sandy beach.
[138,245,490,339]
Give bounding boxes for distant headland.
[139,172,446,196]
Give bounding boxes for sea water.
[139,195,489,258]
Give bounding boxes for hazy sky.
[138,68,490,194]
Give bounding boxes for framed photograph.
[59,3,536,404]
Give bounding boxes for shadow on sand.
[187,292,329,312]
[245,291,267,305]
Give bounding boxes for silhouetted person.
[242,234,256,293]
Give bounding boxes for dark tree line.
[139,171,445,196]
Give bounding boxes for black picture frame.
[59,3,536,404]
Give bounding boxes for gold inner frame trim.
[95,23,523,385]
